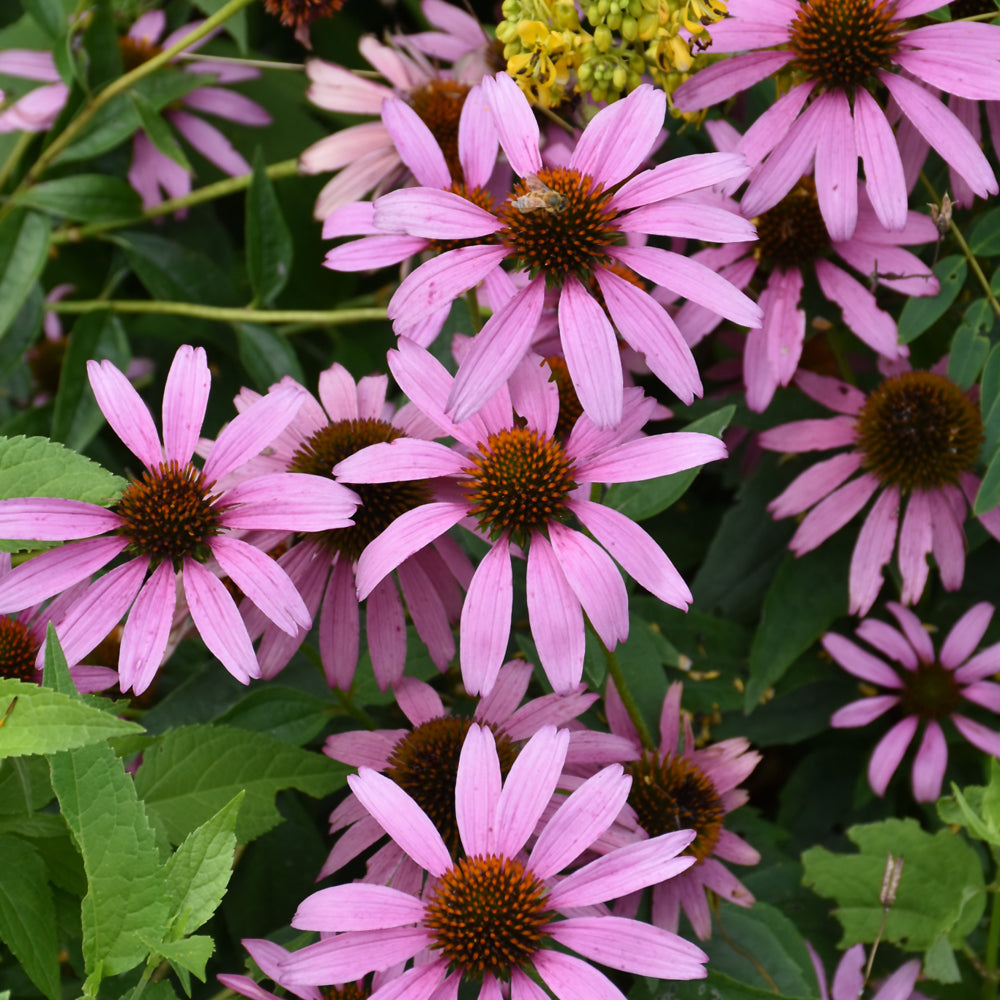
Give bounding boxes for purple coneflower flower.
[673,0,1000,239]
[373,71,761,428]
[759,365,1000,616]
[808,942,923,1000]
[825,601,1000,801]
[0,50,69,133]
[0,346,357,694]
[120,11,271,210]
[606,681,761,939]
[278,724,709,995]
[333,340,726,696]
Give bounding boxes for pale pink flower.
[395,0,496,81]
[122,11,271,210]
[371,71,761,428]
[605,681,761,939]
[826,601,1000,801]
[333,340,727,696]
[0,346,357,694]
[759,366,1000,616]
[674,0,1000,239]
[279,724,709,995]
[808,942,923,1000]
[0,50,69,133]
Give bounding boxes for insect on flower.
[511,173,567,214]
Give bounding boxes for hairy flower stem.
[50,159,300,244]
[591,623,655,751]
[46,300,388,327]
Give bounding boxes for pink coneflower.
[319,661,636,881]
[278,724,709,995]
[120,11,270,210]
[825,601,1000,801]
[396,0,498,82]
[759,365,1000,616]
[372,71,761,428]
[808,942,923,1000]
[673,0,1000,240]
[0,50,69,133]
[333,340,727,697]
[0,346,357,694]
[230,364,471,691]
[605,681,761,940]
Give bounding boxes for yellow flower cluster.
[497,0,726,107]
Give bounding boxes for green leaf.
[130,91,193,172]
[148,935,214,982]
[744,533,850,710]
[49,742,170,979]
[947,299,994,390]
[967,205,1000,257]
[974,446,1000,516]
[21,0,64,38]
[191,0,247,50]
[981,343,1000,459]
[15,175,142,223]
[937,760,1000,845]
[50,310,130,451]
[801,817,986,964]
[216,686,330,745]
[0,834,60,1000]
[898,255,966,344]
[246,149,294,306]
[134,725,348,845]
[0,283,43,382]
[923,935,961,984]
[604,405,734,521]
[163,792,241,937]
[0,210,50,344]
[654,970,815,1000]
[0,679,142,758]
[0,755,53,814]
[117,231,238,305]
[234,323,305,389]
[42,623,77,696]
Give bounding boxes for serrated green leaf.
[246,149,293,306]
[135,725,348,845]
[15,175,142,223]
[801,818,986,960]
[937,760,1000,844]
[967,205,1000,257]
[0,833,60,1000]
[130,91,193,172]
[49,742,170,979]
[234,323,305,390]
[899,255,966,344]
[604,405,734,521]
[117,231,238,305]
[0,680,142,758]
[0,211,50,344]
[163,792,241,937]
[947,300,993,390]
[147,935,214,982]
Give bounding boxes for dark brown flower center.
[425,854,553,977]
[118,36,162,72]
[498,167,619,285]
[114,461,221,569]
[788,0,902,91]
[0,617,41,682]
[542,356,584,441]
[755,178,830,269]
[461,427,577,542]
[898,660,962,719]
[288,418,432,563]
[855,372,984,492]
[385,717,518,857]
[407,80,471,184]
[319,983,370,1000]
[626,751,725,864]
[263,0,346,30]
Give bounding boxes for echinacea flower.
[120,11,271,210]
[807,942,923,1000]
[0,346,358,694]
[759,365,1000,616]
[373,71,762,428]
[825,601,1000,801]
[279,724,709,996]
[333,340,726,696]
[0,50,69,133]
[229,364,471,692]
[606,681,761,939]
[673,0,1000,239]
[319,661,636,881]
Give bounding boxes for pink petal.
[911,719,947,802]
[119,562,176,695]
[853,88,908,231]
[898,490,933,606]
[279,928,432,984]
[381,97,450,188]
[822,633,904,689]
[673,51,795,112]
[170,110,250,176]
[374,188,501,239]
[831,945,865,1000]
[767,452,863,519]
[738,81,816,172]
[87,359,163,469]
[367,576,405,691]
[580,432,726,484]
[455,723,502,857]
[849,485,900,616]
[0,498,122,541]
[795,369,867,414]
[612,153,750,212]
[461,538,513,697]
[813,90,858,241]
[831,695,899,728]
[886,602,935,662]
[953,714,1000,759]
[893,47,1000,102]
[855,618,918,669]
[789,474,879,554]
[162,345,209,465]
[929,485,967,591]
[483,72,542,177]
[0,50,60,81]
[293,883,426,931]
[941,602,994,669]
[533,949,632,1000]
[182,87,270,126]
[221,474,358,532]
[333,439,466,483]
[458,84,498,190]
[815,260,901,358]
[320,556,359,689]
[868,716,918,796]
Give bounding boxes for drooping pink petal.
[898,490,933,606]
[534,948,632,1000]
[454,722,502,858]
[119,562,176,695]
[886,601,936,663]
[0,50,61,81]
[87,359,163,469]
[813,90,858,241]
[759,415,859,455]
[396,555,456,671]
[795,369,867,414]
[910,719,947,802]
[170,110,250,176]
[855,618,918,669]
[789,473,879,554]
[815,260,901,358]
[853,88,908,231]
[868,716,919,796]
[848,485,900,616]
[182,87,271,125]
[929,485,967,591]
[830,945,865,1000]
[367,576,406,691]
[738,81,816,172]
[381,97,451,188]
[461,538,513,696]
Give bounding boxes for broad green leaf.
[967,205,1000,257]
[924,935,961,984]
[604,405,734,521]
[0,755,53,814]
[653,970,815,1000]
[898,255,966,344]
[216,686,329,745]
[191,0,247,50]
[744,533,850,710]
[246,149,294,306]
[937,760,1000,845]
[163,792,242,937]
[49,742,170,978]
[79,0,121,89]
[234,323,305,390]
[117,231,239,305]
[42,623,77,696]
[947,299,993,390]
[802,818,986,962]
[14,175,142,223]
[0,834,60,1000]
[0,211,50,343]
[0,283,43,382]
[50,310,130,451]
[130,91,193,172]
[147,934,214,982]
[0,680,142,758]
[135,725,348,845]
[975,446,1000,516]
[21,0,65,38]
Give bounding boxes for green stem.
[50,159,299,243]
[0,131,35,193]
[465,287,483,333]
[984,882,1000,1000]
[595,625,655,751]
[47,299,388,327]
[174,51,305,71]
